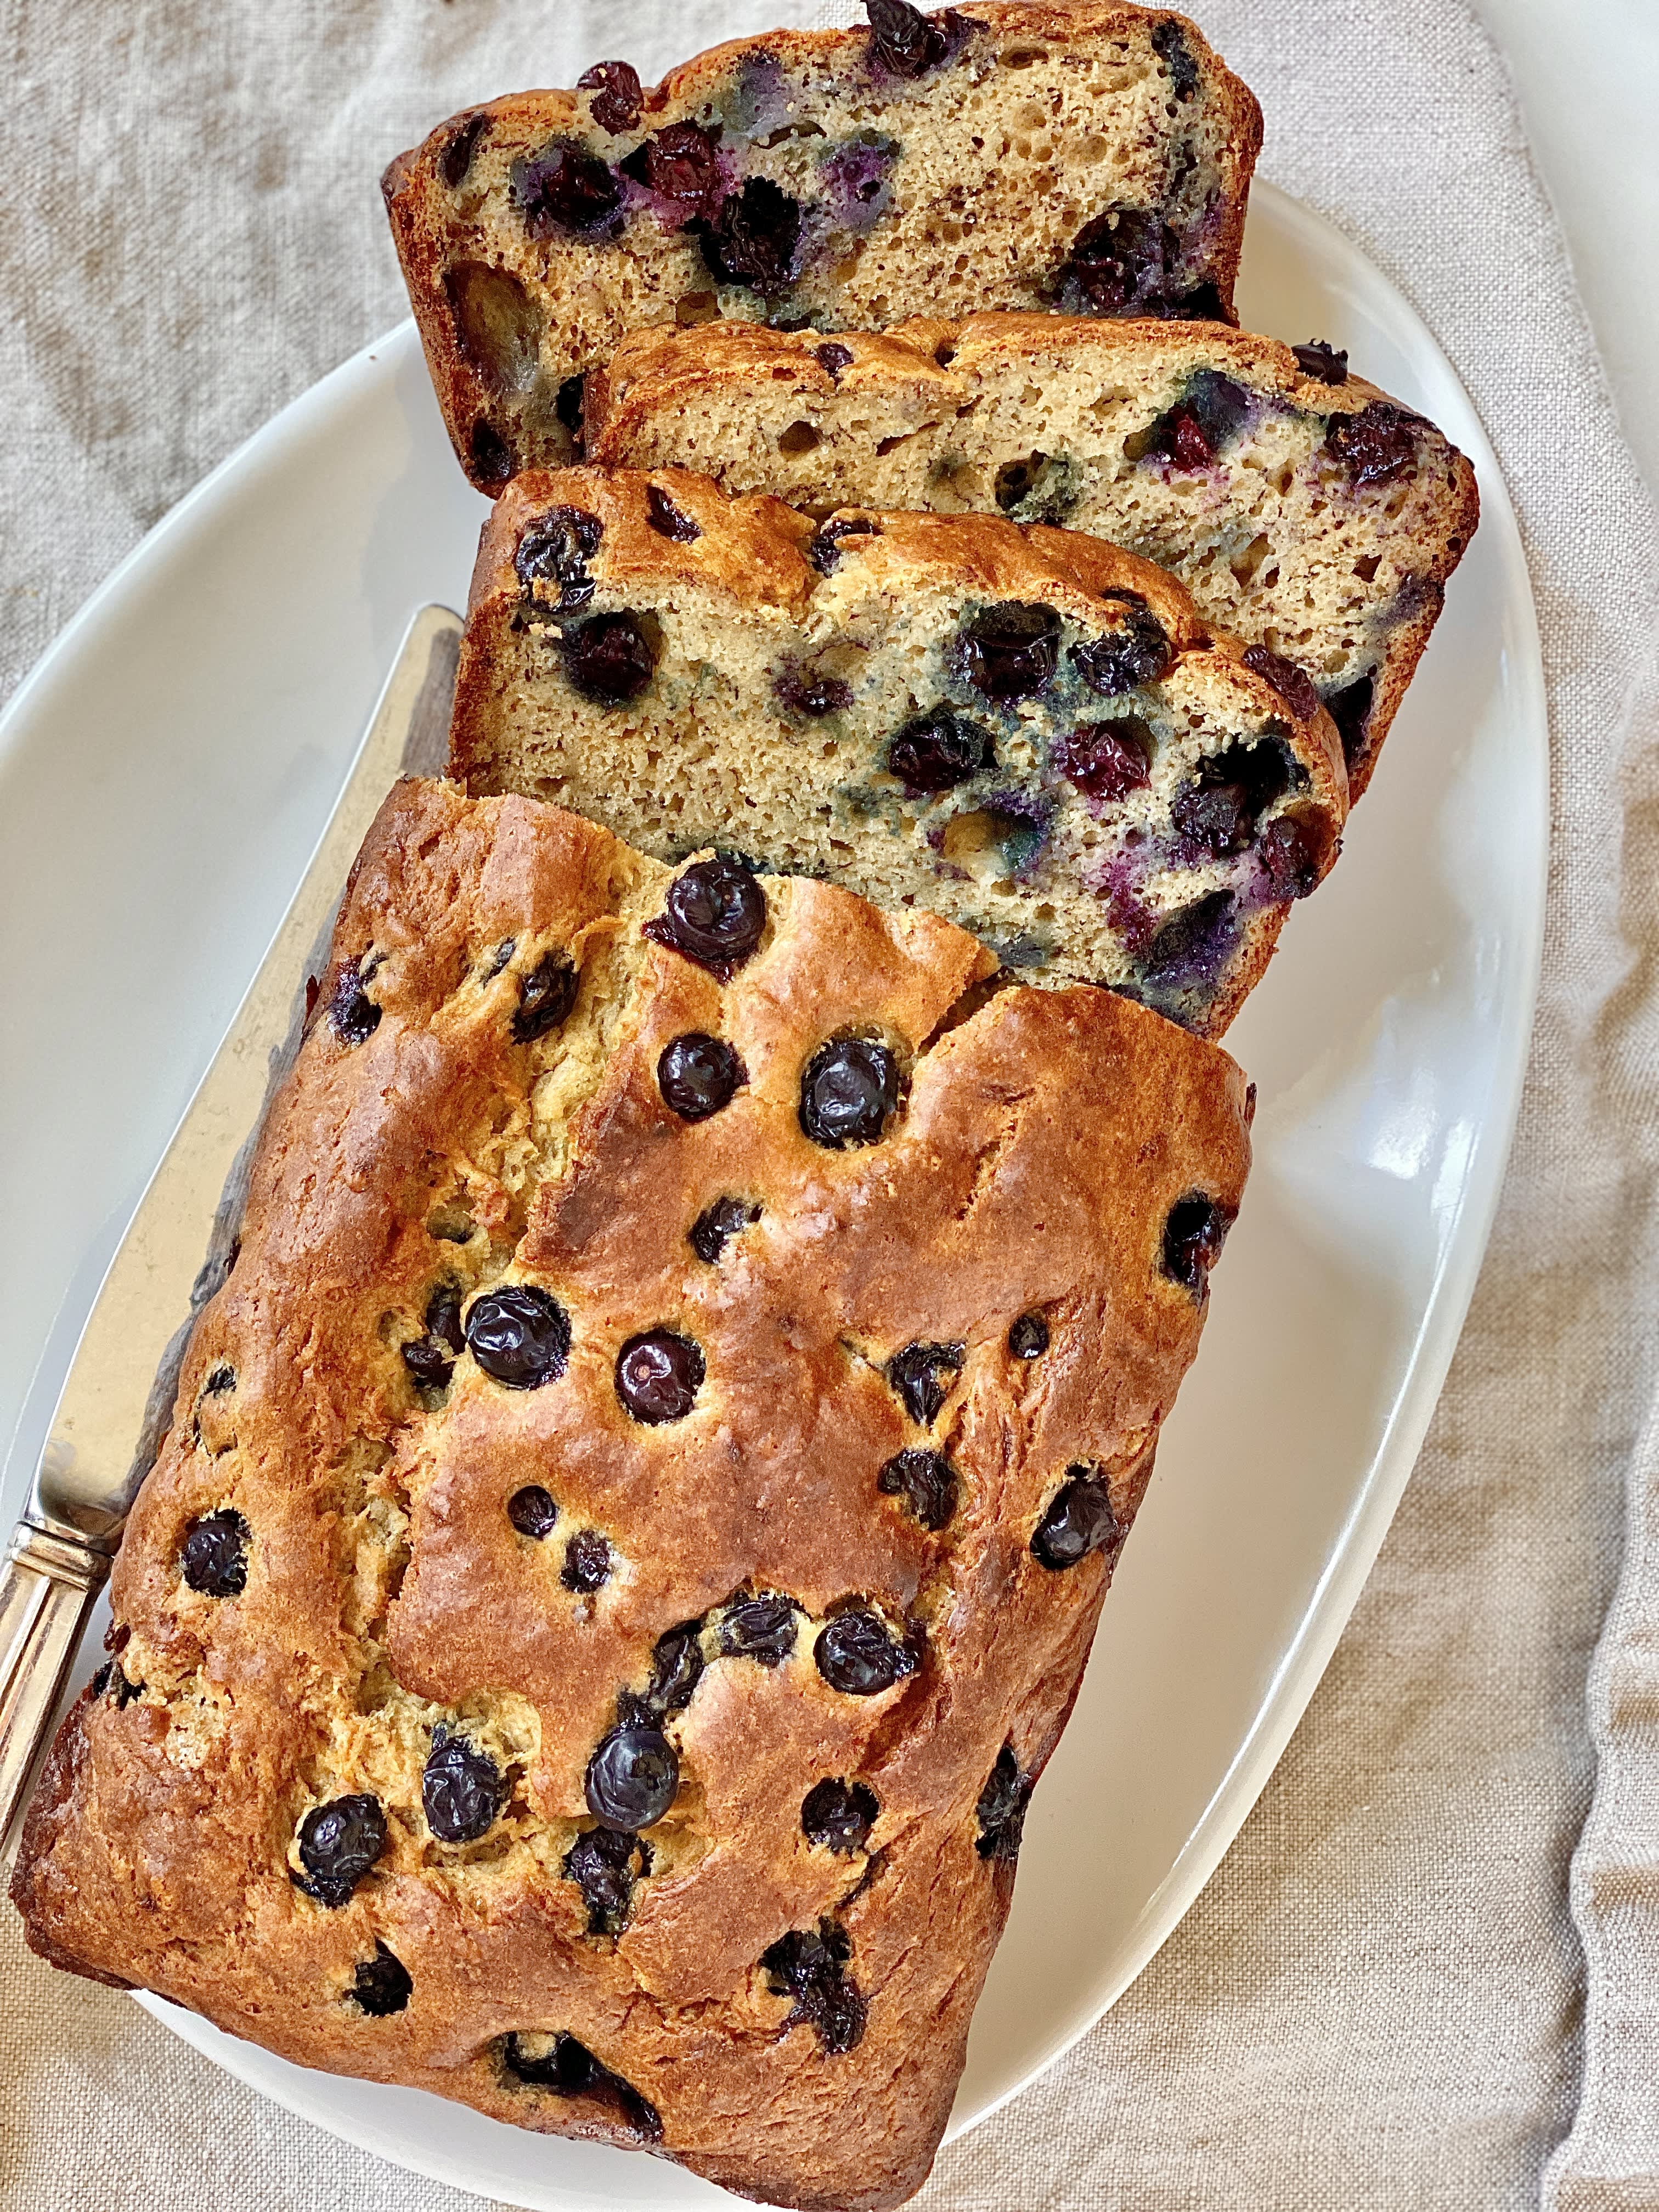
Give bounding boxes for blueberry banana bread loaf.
[13,777,1252,2212]
[587,314,1479,798]
[448,466,1347,1036]
[382,2,1262,492]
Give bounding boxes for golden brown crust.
[382,4,1262,492]
[13,778,1250,2211]
[588,312,1481,799]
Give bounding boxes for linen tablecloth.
[3,0,1657,2204]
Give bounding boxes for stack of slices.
[12,10,1478,2211]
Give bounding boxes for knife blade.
[0,602,463,1850]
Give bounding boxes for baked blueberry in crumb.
[701,177,802,297]
[1162,1190,1235,1295]
[776,663,854,717]
[402,1286,463,1391]
[1171,741,1293,861]
[616,1330,705,1423]
[1259,811,1328,900]
[887,1340,964,1425]
[95,1660,142,1708]
[424,1729,508,1843]
[1056,207,1167,317]
[957,602,1062,702]
[586,1723,680,1828]
[802,1778,880,1854]
[1293,340,1348,385]
[503,2032,663,2137]
[512,950,579,1042]
[561,610,658,703]
[1326,400,1418,486]
[555,374,585,443]
[1143,888,1237,990]
[815,341,854,376]
[514,504,602,608]
[619,122,724,224]
[1070,605,1171,696]
[720,1592,802,1666]
[646,483,700,541]
[806,514,878,573]
[202,1364,236,1396]
[864,0,961,76]
[658,1032,747,1121]
[646,857,768,973]
[878,1448,958,1532]
[1143,370,1252,470]
[466,1284,571,1388]
[562,1530,614,1593]
[1031,1469,1120,1570]
[689,1195,761,1263]
[761,1921,867,2053]
[1325,671,1375,769]
[507,1485,560,1538]
[1008,1312,1049,1359]
[329,964,381,1046]
[577,59,642,134]
[296,1794,388,1908]
[814,1609,917,1695]
[645,1620,707,1713]
[886,708,993,792]
[440,111,488,191]
[1241,644,1323,723]
[800,1036,903,1148]
[564,1824,651,1933]
[975,1745,1031,1860]
[179,1509,250,1598]
[1052,717,1152,803]
[470,419,512,486]
[1151,17,1199,98]
[349,1942,413,2017]
[510,140,623,239]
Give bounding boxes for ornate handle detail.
[0,1520,109,1855]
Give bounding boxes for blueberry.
[885,709,992,792]
[465,1285,571,1389]
[562,1531,613,1594]
[1325,672,1374,770]
[1051,718,1152,803]
[719,1593,800,1667]
[470,419,513,487]
[180,1509,250,1597]
[507,1485,560,1538]
[202,1364,236,1396]
[958,602,1062,702]
[515,505,602,611]
[864,0,961,76]
[502,2032,663,2138]
[761,1921,866,2053]
[619,121,724,223]
[1008,1312,1049,1359]
[806,515,878,573]
[440,112,489,190]
[646,484,700,541]
[800,1037,903,1149]
[815,342,854,376]
[512,951,579,1042]
[658,1033,747,1121]
[329,964,381,1046]
[1031,1469,1120,1570]
[1070,606,1171,696]
[701,177,802,297]
[1056,208,1167,317]
[1144,371,1252,469]
[1326,401,1418,486]
[561,610,658,703]
[1259,810,1328,900]
[564,1824,650,1933]
[349,1942,413,2017]
[1143,888,1235,982]
[1151,18,1198,97]
[886,1340,964,1426]
[555,373,585,443]
[645,858,768,973]
[1162,1192,1234,1295]
[776,664,854,716]
[801,1778,880,1854]
[296,1794,387,1908]
[689,1195,761,1263]
[974,1745,1031,1860]
[97,1660,141,1708]
[1241,644,1322,723]
[586,1723,679,1828]
[878,1448,957,1533]
[510,140,623,239]
[814,1610,917,1695]
[1293,340,1348,386]
[1171,741,1293,861]
[644,1620,707,1714]
[616,1330,704,1424]
[577,60,642,134]
[423,1730,507,1843]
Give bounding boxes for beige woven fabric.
[3,0,1657,2206]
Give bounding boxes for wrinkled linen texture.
[3,0,1657,2205]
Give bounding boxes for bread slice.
[382,3,1263,492]
[447,465,1347,1038]
[588,313,1480,798]
[14,775,1252,2212]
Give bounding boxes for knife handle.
[0,1521,108,1854]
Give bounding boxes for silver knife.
[0,603,463,1853]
